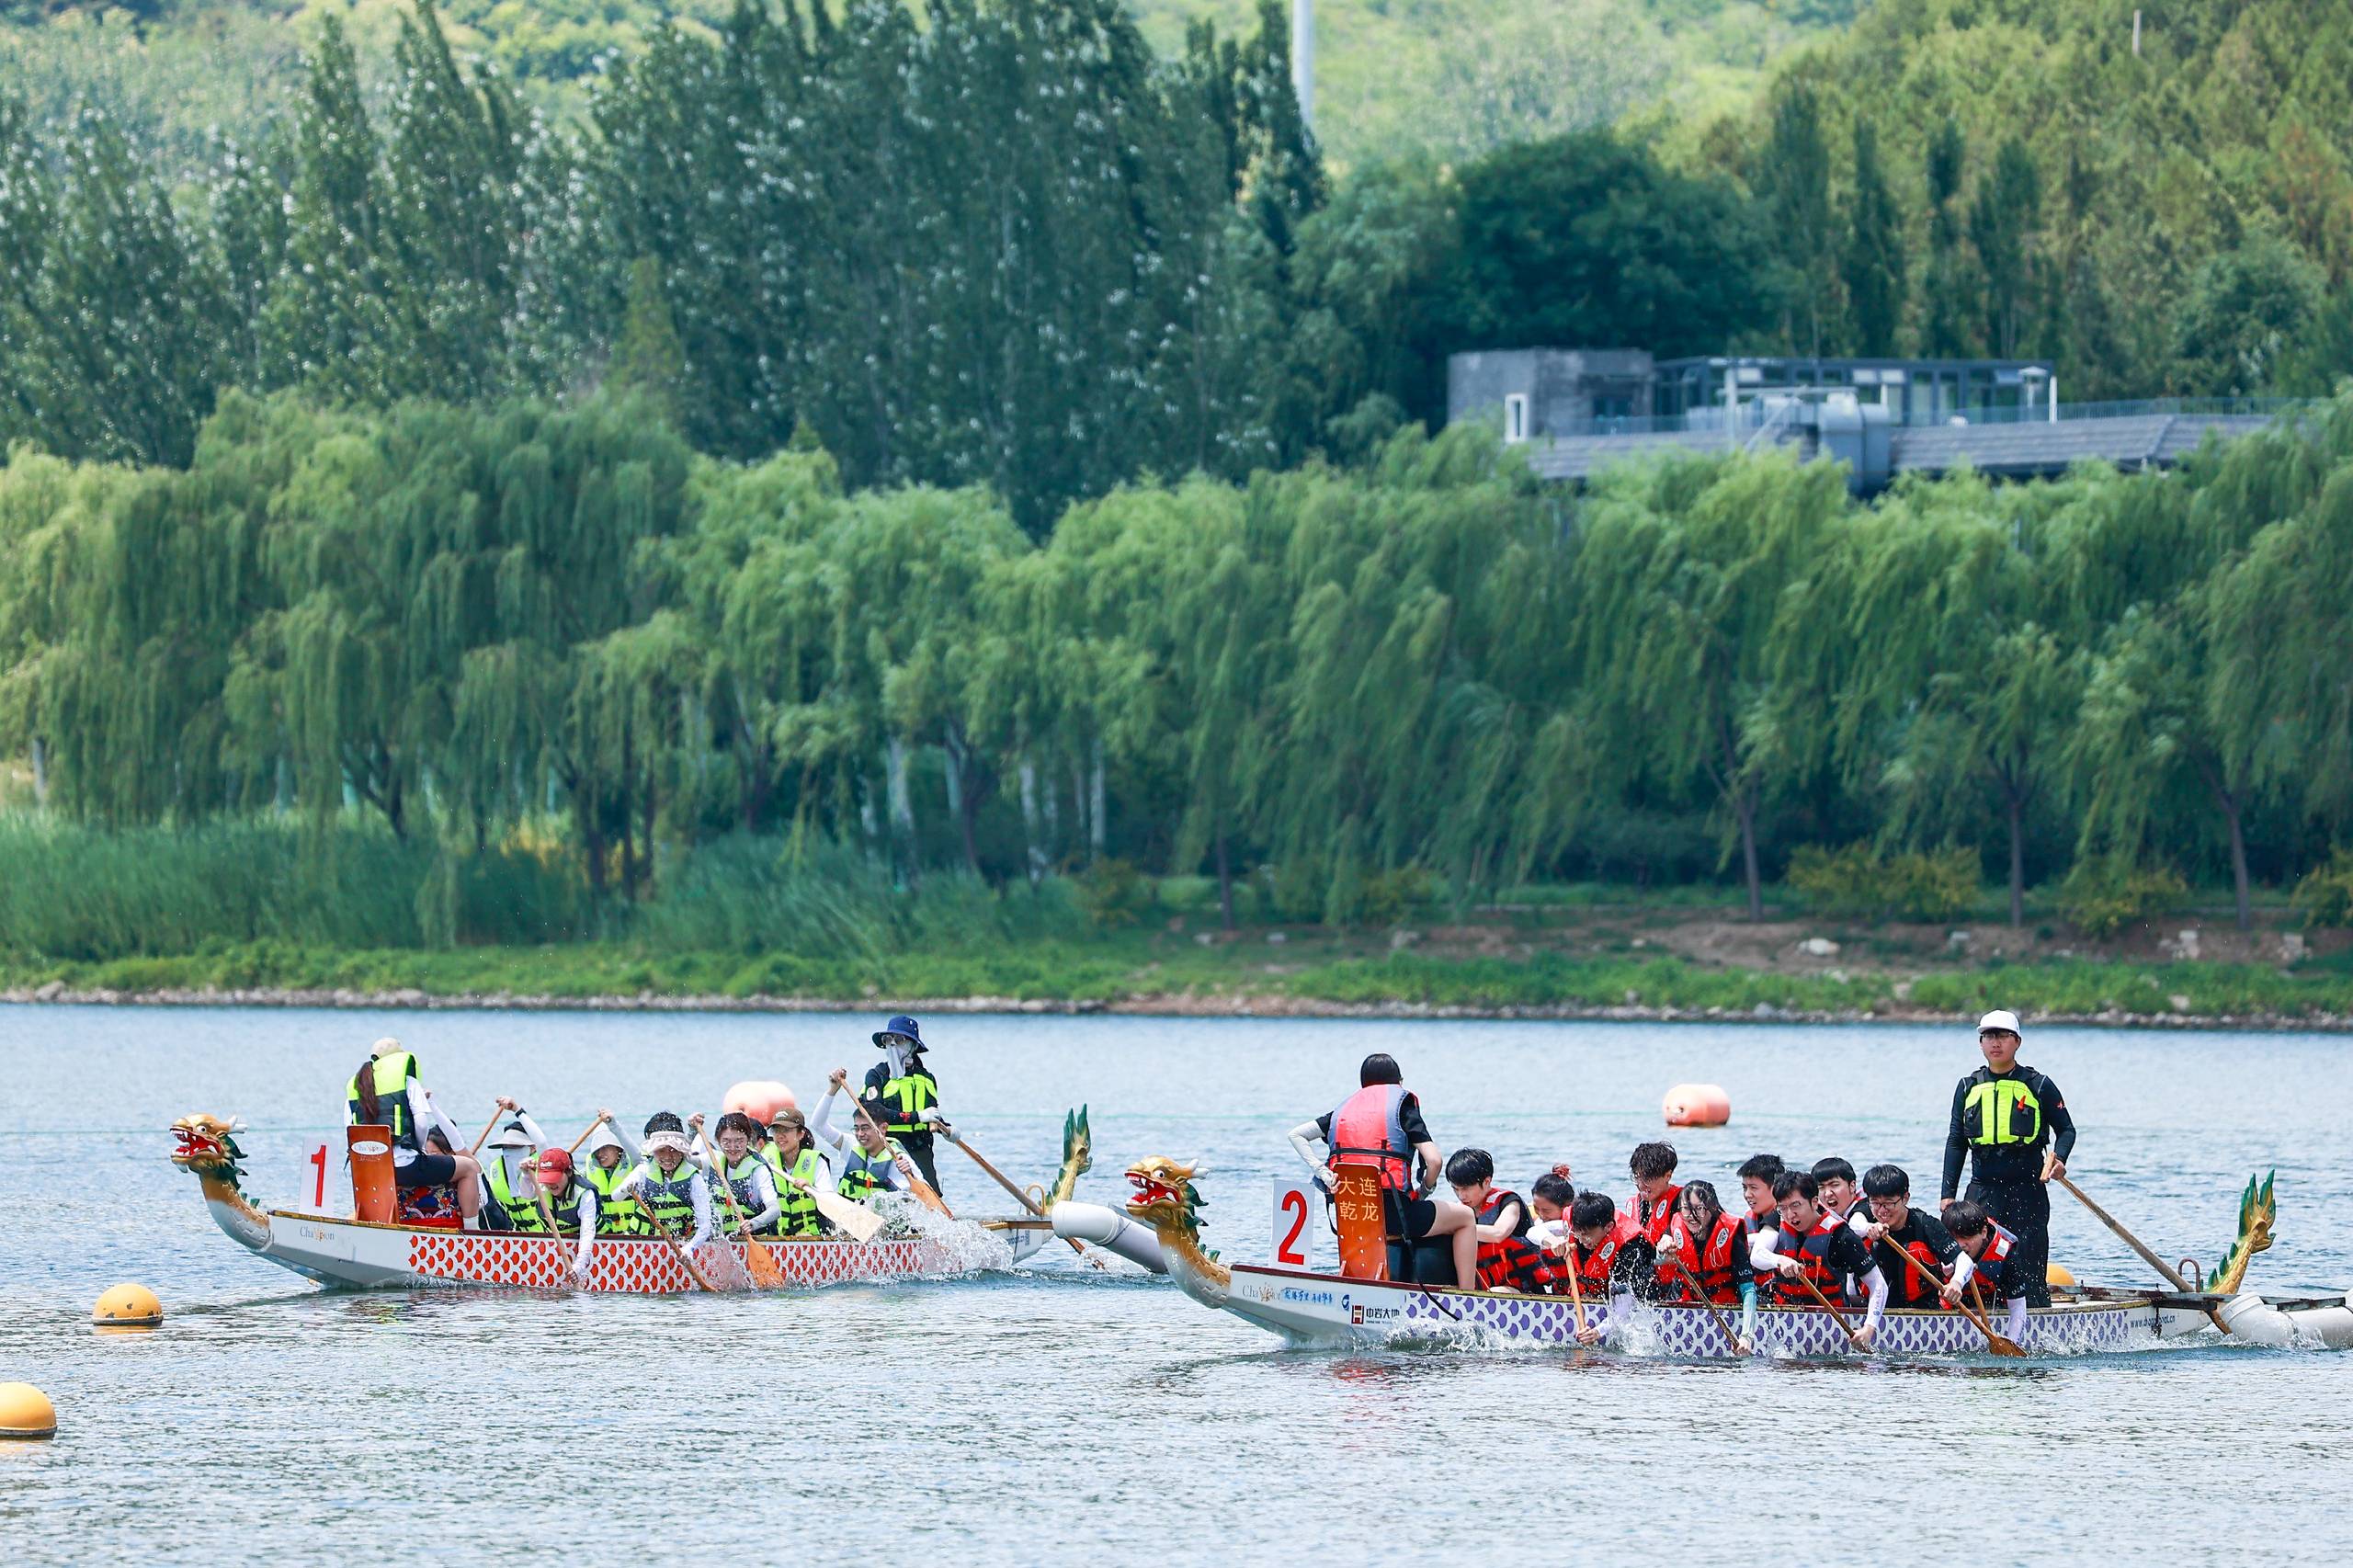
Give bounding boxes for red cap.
[533,1147,574,1180]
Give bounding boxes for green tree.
[1969,137,2044,359]
[1841,117,1905,357]
[1762,80,1837,357]
[2173,231,2325,395]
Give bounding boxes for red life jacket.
[1631,1182,1683,1244]
[1569,1212,1641,1293]
[1326,1085,1412,1192]
[1661,1210,1744,1304]
[1968,1221,2021,1302]
[1770,1212,1851,1303]
[1473,1189,1550,1291]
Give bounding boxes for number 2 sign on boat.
[1270,1176,1321,1271]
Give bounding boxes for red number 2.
[1278,1187,1310,1265]
[310,1144,328,1208]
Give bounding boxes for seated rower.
[1757,1170,1890,1348]
[576,1115,647,1235]
[1446,1149,1552,1293]
[529,1147,599,1285]
[1813,1157,1865,1223]
[1285,1052,1478,1290]
[481,1099,554,1233]
[1854,1164,1968,1312]
[1527,1165,1575,1233]
[1940,1199,2029,1341]
[1562,1191,1662,1343]
[1735,1153,1787,1301]
[1661,1179,1758,1351]
[814,1069,916,1202]
[699,1111,783,1237]
[764,1107,832,1237]
[347,1040,483,1230]
[1628,1140,1682,1298]
[629,1113,715,1250]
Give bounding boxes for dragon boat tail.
[1111,1158,2353,1357]
[172,1113,1060,1293]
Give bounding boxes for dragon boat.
[172,1112,1083,1294]
[1085,1158,2353,1356]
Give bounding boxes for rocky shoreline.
[5,980,2347,1030]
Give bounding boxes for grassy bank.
[7,937,2353,1024]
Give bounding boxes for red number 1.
[1278,1187,1310,1265]
[311,1144,328,1208]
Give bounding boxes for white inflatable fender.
[2218,1290,2353,1349]
[1051,1200,1168,1275]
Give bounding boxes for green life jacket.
[636,1159,701,1235]
[345,1051,421,1154]
[839,1140,900,1201]
[767,1142,824,1236]
[581,1157,647,1235]
[485,1154,546,1233]
[872,1070,938,1137]
[715,1153,769,1233]
[1962,1067,2048,1149]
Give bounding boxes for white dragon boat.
[1086,1157,2353,1356]
[172,1112,1072,1293]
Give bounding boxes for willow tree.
[1574,452,1844,921]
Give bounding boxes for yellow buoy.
[2047,1262,2077,1289]
[92,1283,164,1329]
[0,1383,56,1439]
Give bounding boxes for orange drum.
[347,1125,397,1222]
[1664,1084,1733,1128]
[1332,1165,1391,1281]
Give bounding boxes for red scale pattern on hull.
[404,1232,926,1291]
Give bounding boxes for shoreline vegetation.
[8,919,2350,1029]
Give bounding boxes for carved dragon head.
[170,1114,247,1188]
[2203,1171,2276,1294]
[1047,1106,1093,1210]
[1123,1155,1208,1244]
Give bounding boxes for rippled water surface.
[4,1006,2349,1563]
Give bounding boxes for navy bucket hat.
[873,1015,926,1051]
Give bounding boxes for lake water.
[4,1006,2349,1563]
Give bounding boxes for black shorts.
[397,1152,458,1188]
[1385,1190,1439,1240]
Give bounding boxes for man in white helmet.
[1939,1009,2075,1307]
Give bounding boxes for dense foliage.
[6,390,2353,946]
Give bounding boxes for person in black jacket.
[861,1015,948,1194]
[1939,1009,2075,1306]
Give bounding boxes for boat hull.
[245,1208,1046,1293]
[1191,1260,2215,1355]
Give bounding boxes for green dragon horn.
[1048,1106,1092,1208]
[2203,1171,2277,1294]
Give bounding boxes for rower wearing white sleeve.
[702,1111,783,1235]
[529,1147,599,1283]
[481,1100,555,1232]
[814,1070,915,1200]
[1763,1170,1891,1348]
[631,1112,715,1250]
[764,1107,832,1237]
[347,1040,487,1229]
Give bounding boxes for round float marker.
[92,1283,164,1329]
[2047,1262,2077,1289]
[1664,1083,1732,1127]
[0,1383,56,1439]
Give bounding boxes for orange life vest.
[1326,1085,1413,1192]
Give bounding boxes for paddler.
[1627,1140,1682,1297]
[862,1015,949,1195]
[346,1039,483,1231]
[628,1112,715,1249]
[1560,1191,1663,1343]
[764,1107,830,1237]
[1734,1153,1786,1299]
[576,1114,647,1235]
[480,1098,553,1233]
[1661,1179,1756,1349]
[695,1111,782,1237]
[1756,1170,1889,1347]
[815,1069,918,1201]
[1446,1149,1552,1292]
[1854,1164,1969,1312]
[1940,1199,2029,1341]
[1812,1157,1863,1224]
[1285,1052,1479,1290]
[1940,1009,2074,1306]
[529,1147,599,1285]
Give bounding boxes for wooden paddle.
[783,1167,888,1244]
[697,1126,786,1290]
[637,1172,721,1294]
[567,1110,613,1155]
[1868,1231,2024,1357]
[943,1128,1093,1262]
[1660,1231,1746,1357]
[2052,1171,2230,1333]
[531,1189,588,1289]
[1779,1265,1872,1351]
[465,1107,506,1157]
[1560,1234,1591,1340]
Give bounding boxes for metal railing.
[1533,395,2313,444]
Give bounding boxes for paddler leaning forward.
[1286,1052,1478,1289]
[628,1113,715,1249]
[527,1146,599,1285]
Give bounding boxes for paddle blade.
[744,1236,787,1290]
[1990,1334,2028,1358]
[808,1182,887,1244]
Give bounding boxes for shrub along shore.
[6,932,2350,1030]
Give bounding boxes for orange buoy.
[724,1080,798,1125]
[93,1283,163,1329]
[0,1383,56,1439]
[2047,1262,2076,1289]
[1664,1084,1732,1128]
